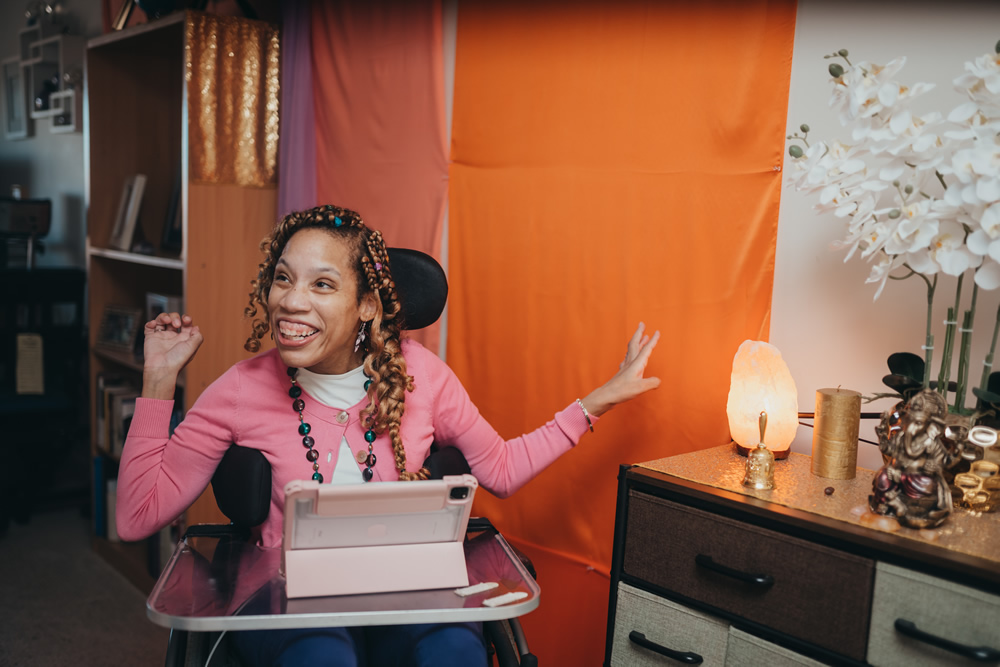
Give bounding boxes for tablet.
[282,475,479,597]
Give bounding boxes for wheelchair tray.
[146,520,540,631]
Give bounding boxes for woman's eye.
[274,273,289,283]
[316,280,334,289]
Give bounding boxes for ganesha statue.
[870,389,957,529]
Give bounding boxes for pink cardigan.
[117,339,593,546]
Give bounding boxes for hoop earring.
[354,321,369,353]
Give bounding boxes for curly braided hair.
[244,205,429,481]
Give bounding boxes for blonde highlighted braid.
[244,205,429,481]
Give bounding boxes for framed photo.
[96,305,143,353]
[145,292,183,322]
[108,174,147,251]
[2,56,32,140]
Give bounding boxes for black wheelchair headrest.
[387,247,447,331]
[212,445,271,528]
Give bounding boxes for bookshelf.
[85,12,278,591]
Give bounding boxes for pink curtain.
[310,0,449,351]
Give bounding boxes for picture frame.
[2,56,32,140]
[96,305,143,353]
[108,174,147,252]
[145,292,183,322]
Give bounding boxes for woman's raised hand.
[141,312,203,399]
[581,323,660,418]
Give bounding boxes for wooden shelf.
[88,246,184,270]
[85,11,278,589]
[93,346,185,387]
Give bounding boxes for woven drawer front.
[624,491,875,662]
[611,582,729,667]
[868,562,1000,667]
[725,627,824,667]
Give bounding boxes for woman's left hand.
[581,323,661,418]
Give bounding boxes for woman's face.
[267,228,376,375]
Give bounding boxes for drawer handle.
[894,619,1000,662]
[695,554,774,588]
[628,631,704,664]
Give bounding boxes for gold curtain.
[186,12,280,186]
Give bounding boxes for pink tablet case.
[282,475,478,598]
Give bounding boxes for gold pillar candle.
[811,387,861,480]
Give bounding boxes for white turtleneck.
[294,364,368,485]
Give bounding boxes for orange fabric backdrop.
[311,0,448,350]
[448,1,796,661]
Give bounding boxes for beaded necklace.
[288,366,378,483]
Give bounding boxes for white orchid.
[787,44,1000,412]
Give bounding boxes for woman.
[118,205,659,666]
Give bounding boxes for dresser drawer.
[867,561,1000,666]
[725,627,825,667]
[624,491,875,662]
[611,582,729,666]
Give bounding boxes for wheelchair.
[165,444,539,667]
[159,249,537,666]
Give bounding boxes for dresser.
[604,446,1000,666]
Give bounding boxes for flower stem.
[923,275,937,389]
[955,283,979,413]
[978,302,1000,396]
[938,273,963,398]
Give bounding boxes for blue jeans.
[231,622,487,667]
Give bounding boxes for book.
[102,384,137,455]
[108,173,147,251]
[106,479,119,543]
[112,392,138,458]
[93,456,106,539]
[95,373,127,455]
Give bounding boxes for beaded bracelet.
[576,398,594,432]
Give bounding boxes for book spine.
[93,456,106,538]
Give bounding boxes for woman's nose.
[280,284,310,311]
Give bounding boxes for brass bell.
[743,411,776,490]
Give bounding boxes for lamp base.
[732,440,790,460]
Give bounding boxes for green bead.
[365,429,376,443]
[364,379,372,390]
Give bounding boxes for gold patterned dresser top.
[637,445,1000,574]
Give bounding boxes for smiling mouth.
[278,322,319,340]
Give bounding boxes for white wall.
[772,0,1000,469]
[0,1,102,268]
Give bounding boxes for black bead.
[289,385,302,398]
[299,422,311,436]
[293,398,305,412]
[287,367,298,377]
[313,472,324,483]
[362,467,374,482]
[302,435,314,448]
[366,453,376,467]
[306,449,319,462]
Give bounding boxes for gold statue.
[870,389,954,528]
[743,411,775,490]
